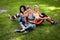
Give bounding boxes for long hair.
[20,5,26,13]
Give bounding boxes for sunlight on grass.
[45,29,50,34]
[39,4,48,7]
[47,7,60,10]
[15,36,24,40]
[39,4,60,13]
[0,9,7,13]
[54,0,59,1]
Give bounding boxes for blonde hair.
[26,5,31,9]
[34,5,38,8]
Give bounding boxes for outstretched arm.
[38,12,47,19]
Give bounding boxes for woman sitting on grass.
[33,5,56,25]
[8,5,36,33]
[15,5,36,33]
[8,5,28,33]
[19,7,36,32]
[8,5,26,28]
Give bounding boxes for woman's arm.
[38,11,42,16]
[40,17,47,19]
[38,12,47,19]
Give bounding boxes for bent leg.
[35,19,44,25]
[44,16,56,24]
[19,22,26,29]
[25,23,36,29]
[41,13,56,24]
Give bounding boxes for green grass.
[0,0,60,40]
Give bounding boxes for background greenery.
[0,0,60,40]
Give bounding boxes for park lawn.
[0,0,60,40]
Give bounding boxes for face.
[28,8,32,14]
[34,6,38,12]
[21,7,25,12]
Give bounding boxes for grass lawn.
[0,0,60,40]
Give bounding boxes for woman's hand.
[43,17,48,19]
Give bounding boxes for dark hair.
[20,5,26,13]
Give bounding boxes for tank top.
[27,13,35,20]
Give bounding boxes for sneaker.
[23,31,28,34]
[8,14,15,20]
[51,21,57,25]
[14,29,21,33]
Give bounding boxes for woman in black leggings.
[33,5,56,25]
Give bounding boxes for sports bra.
[27,13,35,20]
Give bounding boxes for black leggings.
[41,13,55,24]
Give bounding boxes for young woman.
[15,5,36,33]
[19,7,36,32]
[33,5,47,25]
[33,5,56,25]
[15,5,27,33]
